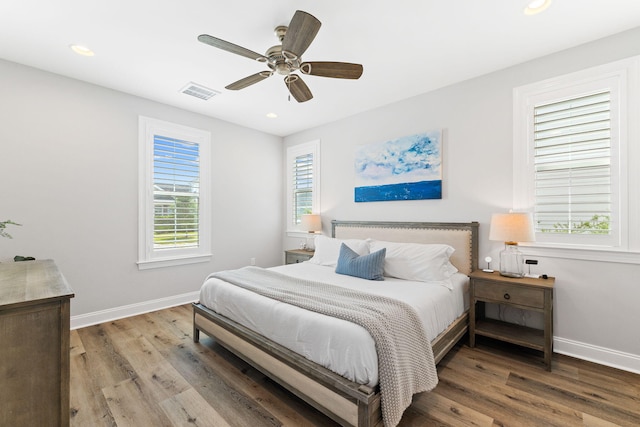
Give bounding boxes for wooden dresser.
[0,260,75,426]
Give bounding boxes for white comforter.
[199,262,468,387]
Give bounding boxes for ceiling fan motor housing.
[265,45,300,75]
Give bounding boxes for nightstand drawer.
[286,253,309,264]
[285,249,315,264]
[474,280,544,309]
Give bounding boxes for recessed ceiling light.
[69,44,95,57]
[266,112,278,119]
[524,0,551,15]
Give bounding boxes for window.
[138,117,211,269]
[514,56,640,261]
[533,92,613,237]
[286,141,320,232]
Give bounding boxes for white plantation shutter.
[292,152,313,225]
[533,92,612,235]
[138,116,211,269]
[513,56,640,258]
[153,136,200,249]
[286,140,320,232]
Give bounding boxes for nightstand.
[285,249,315,264]
[469,270,555,371]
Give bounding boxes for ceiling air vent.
[180,82,220,100]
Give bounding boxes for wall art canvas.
[354,130,442,202]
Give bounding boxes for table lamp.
[301,214,321,250]
[489,212,535,278]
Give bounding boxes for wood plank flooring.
[70,304,640,426]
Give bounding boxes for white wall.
[0,59,284,324]
[283,27,640,373]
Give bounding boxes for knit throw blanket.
[210,266,439,427]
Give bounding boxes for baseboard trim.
[554,336,640,375]
[70,291,199,330]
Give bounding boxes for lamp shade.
[489,213,535,244]
[301,214,322,233]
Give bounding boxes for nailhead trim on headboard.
[331,221,479,276]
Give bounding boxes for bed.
[193,220,479,427]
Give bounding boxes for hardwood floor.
[70,304,640,426]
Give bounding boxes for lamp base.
[304,233,318,251]
[499,243,524,278]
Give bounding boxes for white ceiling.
[2,1,640,137]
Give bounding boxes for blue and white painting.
[354,130,442,202]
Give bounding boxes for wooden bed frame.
[193,220,479,427]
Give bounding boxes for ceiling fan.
[198,10,363,103]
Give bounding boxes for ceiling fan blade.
[282,10,321,60]
[300,62,363,79]
[284,74,313,102]
[226,71,273,90]
[198,34,268,62]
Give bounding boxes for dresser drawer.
[473,280,545,309]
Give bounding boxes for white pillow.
[307,235,370,267]
[368,240,458,283]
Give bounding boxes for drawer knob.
[503,293,511,300]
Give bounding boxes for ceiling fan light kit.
[198,10,363,103]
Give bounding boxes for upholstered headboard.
[332,220,479,275]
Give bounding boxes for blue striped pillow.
[335,243,386,281]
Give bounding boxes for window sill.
[519,244,640,265]
[137,254,212,270]
[287,230,322,238]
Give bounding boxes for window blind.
[153,135,200,248]
[292,152,313,225]
[533,91,612,235]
